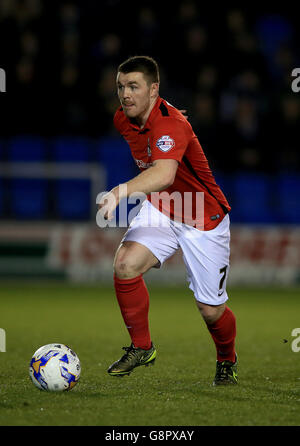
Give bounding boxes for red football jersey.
[113,96,231,230]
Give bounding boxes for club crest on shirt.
[156,135,175,152]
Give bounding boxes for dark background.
[0,0,300,223]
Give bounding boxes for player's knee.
[113,242,158,279]
[113,254,141,279]
[196,301,225,325]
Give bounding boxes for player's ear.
[151,82,159,98]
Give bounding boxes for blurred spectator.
[191,92,221,170]
[220,96,266,172]
[219,69,265,125]
[177,0,199,27]
[0,2,299,174]
[59,2,79,32]
[180,24,211,88]
[61,32,79,63]
[255,13,294,80]
[86,65,120,136]
[226,9,247,35]
[136,7,160,53]
[20,30,39,57]
[196,64,219,94]
[12,56,41,134]
[272,94,300,171]
[91,33,122,68]
[273,43,297,84]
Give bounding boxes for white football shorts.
[121,200,230,305]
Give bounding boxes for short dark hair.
[118,55,160,84]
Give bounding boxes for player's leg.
[108,241,159,376]
[175,214,237,385]
[113,240,159,352]
[195,301,226,325]
[108,200,179,376]
[195,300,236,367]
[195,299,237,385]
[114,240,159,280]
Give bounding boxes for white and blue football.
[29,343,81,392]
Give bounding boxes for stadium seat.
[10,178,48,219]
[7,136,48,219]
[230,173,274,224]
[277,174,300,224]
[51,137,93,220]
[214,172,233,200]
[97,136,138,225]
[54,178,91,220]
[7,136,47,161]
[51,137,91,162]
[97,136,137,190]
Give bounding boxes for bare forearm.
[121,165,171,198]
[98,159,178,220]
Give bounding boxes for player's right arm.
[98,158,178,221]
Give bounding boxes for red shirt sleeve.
[150,118,190,163]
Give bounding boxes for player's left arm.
[99,159,178,220]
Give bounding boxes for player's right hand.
[98,190,118,221]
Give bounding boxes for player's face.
[117,71,158,125]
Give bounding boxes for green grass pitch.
[0,281,299,426]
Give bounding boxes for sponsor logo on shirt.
[156,135,175,152]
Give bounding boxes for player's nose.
[123,86,132,99]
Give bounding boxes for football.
[29,343,81,392]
